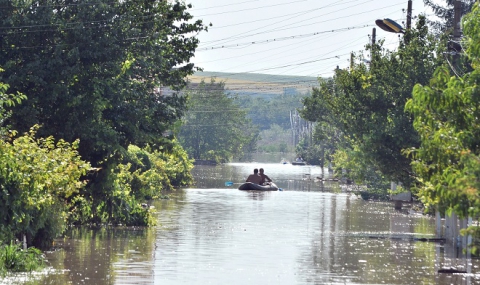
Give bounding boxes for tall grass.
[0,242,45,274]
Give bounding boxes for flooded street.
[3,162,479,284]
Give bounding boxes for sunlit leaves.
[405,3,480,223]
[301,17,441,188]
[0,0,206,165]
[0,125,90,246]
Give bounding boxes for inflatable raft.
[238,182,279,191]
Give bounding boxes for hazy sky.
[187,0,432,78]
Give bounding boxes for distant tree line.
[236,91,308,154]
[178,79,258,163]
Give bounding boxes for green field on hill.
[188,71,320,96]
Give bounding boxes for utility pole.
[452,0,462,66]
[368,28,377,67]
[453,0,462,40]
[406,0,412,29]
[403,0,413,44]
[372,27,376,45]
[350,52,354,71]
[371,27,376,64]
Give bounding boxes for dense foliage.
[0,124,90,247]
[0,0,205,247]
[423,0,475,33]
[295,121,343,167]
[70,141,193,227]
[406,3,480,246]
[178,79,258,162]
[300,17,443,192]
[1,1,204,164]
[237,92,307,131]
[0,242,45,275]
[0,82,90,249]
[237,91,307,154]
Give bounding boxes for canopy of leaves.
[301,17,443,188]
[178,79,258,163]
[0,0,206,165]
[406,3,480,224]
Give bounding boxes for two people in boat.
[246,168,272,185]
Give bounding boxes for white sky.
[187,0,432,78]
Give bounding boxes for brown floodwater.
[2,162,479,284]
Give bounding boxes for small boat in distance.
[238,182,279,191]
[292,157,306,165]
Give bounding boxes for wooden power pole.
[406,0,412,29]
[452,0,462,66]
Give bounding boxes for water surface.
[2,162,478,284]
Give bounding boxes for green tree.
[423,0,475,33]
[0,77,88,248]
[178,79,258,163]
[0,0,205,166]
[405,3,480,246]
[295,121,344,168]
[237,90,307,154]
[301,17,442,189]
[0,69,26,138]
[0,1,206,225]
[238,91,307,131]
[257,124,292,153]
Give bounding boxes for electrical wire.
[194,0,307,17]
[204,0,360,30]
[196,25,371,51]
[197,0,402,48]
[198,0,361,47]
[189,0,260,11]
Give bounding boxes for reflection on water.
[4,163,479,285]
[192,162,338,192]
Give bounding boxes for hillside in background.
[188,71,320,98]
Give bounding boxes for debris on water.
[438,268,467,274]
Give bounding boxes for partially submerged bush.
[76,141,193,227]
[0,126,90,248]
[0,242,45,274]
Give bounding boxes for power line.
[0,1,120,10]
[205,0,359,29]
[196,25,371,51]
[198,0,402,48]
[196,4,413,77]
[198,0,354,47]
[194,0,307,17]
[190,0,260,11]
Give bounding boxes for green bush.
[0,126,90,247]
[77,141,193,227]
[0,242,44,273]
[125,142,193,200]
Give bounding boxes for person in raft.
[246,168,262,184]
[259,168,273,185]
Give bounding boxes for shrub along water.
[0,242,45,275]
[69,141,193,227]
